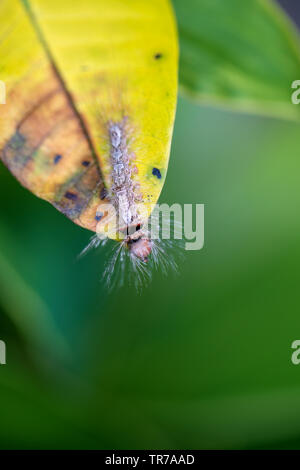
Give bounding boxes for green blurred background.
[1,0,300,450]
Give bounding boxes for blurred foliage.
[173,0,300,120]
[1,0,300,450]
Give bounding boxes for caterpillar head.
[127,236,152,262]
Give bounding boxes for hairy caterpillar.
[79,115,184,289]
[107,119,152,262]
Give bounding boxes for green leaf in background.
[0,226,70,372]
[173,0,300,120]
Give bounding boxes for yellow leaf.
[0,0,178,244]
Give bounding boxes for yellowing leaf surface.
[0,0,178,236]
